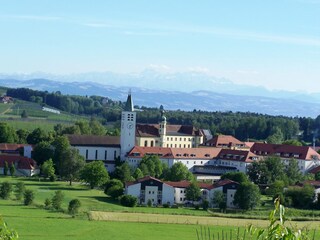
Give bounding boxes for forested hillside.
[5,87,320,144]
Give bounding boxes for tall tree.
[0,123,17,143]
[33,141,54,166]
[16,129,29,144]
[80,161,109,189]
[286,158,303,185]
[220,172,248,184]
[138,155,163,178]
[52,136,70,174]
[41,159,55,179]
[60,148,85,185]
[26,128,49,144]
[114,162,133,183]
[233,182,261,210]
[166,162,193,181]
[185,182,201,202]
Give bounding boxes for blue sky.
[0,0,320,92]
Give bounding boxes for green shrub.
[52,190,64,210]
[44,198,51,209]
[68,199,81,215]
[119,195,137,207]
[147,199,152,207]
[24,189,35,205]
[202,200,209,211]
[14,182,25,201]
[0,182,12,199]
[162,203,170,208]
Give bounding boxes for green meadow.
[1,176,320,240]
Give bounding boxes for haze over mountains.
[1,70,320,118]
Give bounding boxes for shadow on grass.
[82,196,120,205]
[38,186,89,191]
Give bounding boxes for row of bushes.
[0,181,81,215]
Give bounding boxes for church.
[68,93,205,172]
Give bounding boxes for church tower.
[120,92,136,160]
[159,115,167,147]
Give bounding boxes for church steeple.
[124,91,134,112]
[120,92,136,160]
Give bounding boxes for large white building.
[67,135,121,172]
[125,176,239,208]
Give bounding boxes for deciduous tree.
[80,161,109,189]
[234,182,260,210]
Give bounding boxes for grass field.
[0,100,91,132]
[1,176,320,239]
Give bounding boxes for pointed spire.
[124,91,134,112]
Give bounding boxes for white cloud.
[188,67,210,73]
[148,64,172,72]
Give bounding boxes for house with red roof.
[125,176,239,208]
[0,143,33,158]
[250,142,320,174]
[203,135,248,149]
[0,155,39,176]
[126,146,259,178]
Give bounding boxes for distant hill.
[0,78,320,117]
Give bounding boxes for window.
[114,150,117,159]
[184,138,186,141]
[144,140,148,147]
[86,149,88,160]
[95,150,98,160]
[150,141,154,147]
[104,150,107,160]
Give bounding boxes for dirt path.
[89,211,320,229]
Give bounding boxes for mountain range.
[1,71,320,118]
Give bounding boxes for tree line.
[6,87,320,143]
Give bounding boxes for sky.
[0,0,320,92]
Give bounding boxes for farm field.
[1,176,320,239]
[0,100,91,132]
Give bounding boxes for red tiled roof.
[0,144,32,151]
[208,179,239,190]
[0,155,38,170]
[66,135,120,147]
[250,143,320,161]
[136,124,203,137]
[205,135,245,147]
[170,147,221,159]
[309,165,320,174]
[217,149,258,163]
[127,146,222,159]
[126,176,164,187]
[127,146,173,158]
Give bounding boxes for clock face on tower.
[127,122,134,129]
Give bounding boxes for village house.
[203,134,249,150]
[0,143,33,158]
[250,142,320,174]
[0,155,39,176]
[125,176,239,208]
